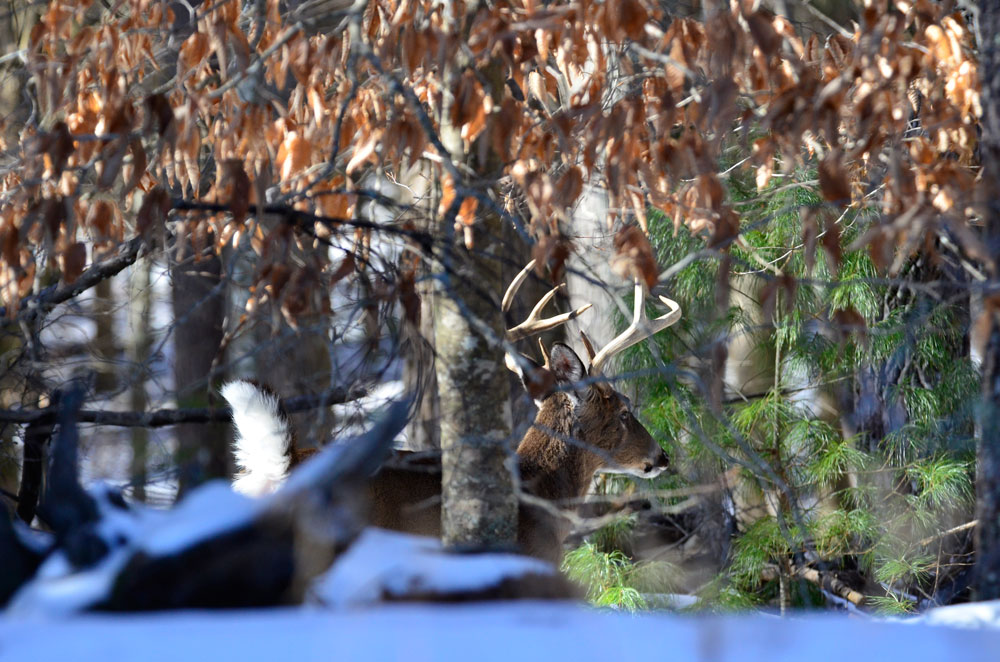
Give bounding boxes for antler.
[584,279,681,375]
[504,260,592,342]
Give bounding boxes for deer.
[223,260,681,563]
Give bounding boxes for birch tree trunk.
[975,0,1000,600]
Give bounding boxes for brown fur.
[283,347,669,563]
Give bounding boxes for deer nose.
[655,450,670,469]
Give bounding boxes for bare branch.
[0,236,147,320]
[0,385,369,428]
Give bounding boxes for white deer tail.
[221,380,292,497]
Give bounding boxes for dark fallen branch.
[0,506,43,607]
[1,236,147,320]
[16,408,57,524]
[36,382,107,568]
[98,399,411,610]
[8,391,409,612]
[0,384,369,428]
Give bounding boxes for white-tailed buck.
[224,260,681,563]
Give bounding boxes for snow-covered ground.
[3,601,1000,662]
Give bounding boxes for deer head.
[503,261,680,500]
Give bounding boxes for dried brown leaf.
[399,266,420,326]
[801,208,818,275]
[612,224,658,289]
[457,196,478,226]
[821,215,842,276]
[279,132,312,180]
[59,242,87,284]
[136,186,170,238]
[532,234,573,284]
[745,11,782,57]
[818,150,851,205]
[832,306,867,344]
[345,129,379,175]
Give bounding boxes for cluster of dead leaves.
[0,0,986,331]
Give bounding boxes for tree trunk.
[975,0,1000,600]
[432,17,518,547]
[434,214,517,548]
[128,258,154,502]
[92,278,117,393]
[170,249,227,495]
[402,280,439,451]
[0,0,37,510]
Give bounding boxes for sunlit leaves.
[0,0,984,323]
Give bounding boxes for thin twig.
[916,520,978,547]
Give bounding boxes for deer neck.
[515,392,603,503]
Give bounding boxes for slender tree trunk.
[395,165,441,452]
[92,278,117,393]
[975,0,1000,599]
[0,0,36,509]
[170,249,227,495]
[128,258,154,502]
[402,280,439,451]
[0,331,21,507]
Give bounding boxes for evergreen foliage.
[565,163,977,614]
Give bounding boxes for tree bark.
[402,282,439,450]
[975,0,1000,600]
[432,13,518,547]
[92,277,117,393]
[0,2,36,510]
[170,249,227,495]
[128,258,154,502]
[434,214,517,548]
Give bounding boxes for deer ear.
[548,343,585,386]
[510,352,543,387]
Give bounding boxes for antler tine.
[537,337,550,368]
[502,259,536,313]
[506,299,592,341]
[579,330,597,362]
[504,260,592,342]
[588,279,682,375]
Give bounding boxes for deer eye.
[619,410,629,423]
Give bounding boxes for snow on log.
[8,399,409,613]
[310,528,577,606]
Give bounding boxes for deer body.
[225,344,668,563]
[225,261,678,564]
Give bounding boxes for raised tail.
[221,380,293,496]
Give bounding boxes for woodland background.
[1,0,999,617]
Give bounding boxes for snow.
[311,528,557,606]
[136,481,260,556]
[4,602,1000,662]
[914,600,1000,630]
[6,550,131,617]
[6,481,263,617]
